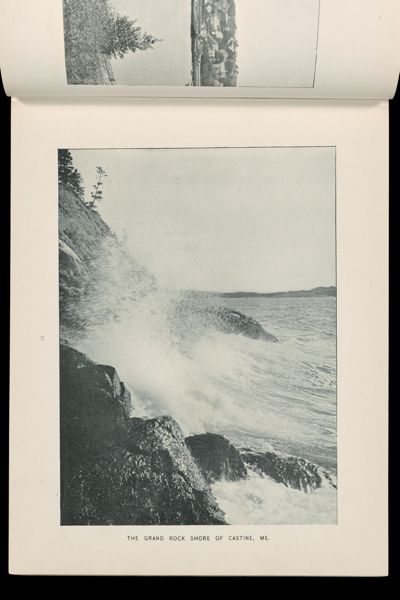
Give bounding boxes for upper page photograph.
[63,0,320,88]
[1,0,398,98]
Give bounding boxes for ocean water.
[213,468,336,525]
[72,249,337,524]
[204,294,337,524]
[216,295,337,469]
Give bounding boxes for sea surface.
[216,296,337,469]
[77,271,337,524]
[206,295,337,525]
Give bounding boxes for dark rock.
[207,307,279,342]
[241,449,332,493]
[60,344,132,479]
[186,433,248,483]
[60,344,226,525]
[174,299,278,343]
[62,415,226,526]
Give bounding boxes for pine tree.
[58,149,85,201]
[89,166,107,208]
[58,149,74,185]
[102,15,160,59]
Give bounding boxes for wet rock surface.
[60,344,226,525]
[241,449,334,493]
[186,433,248,483]
[205,307,279,342]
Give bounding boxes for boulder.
[208,307,279,342]
[186,433,248,483]
[62,416,226,526]
[60,344,226,525]
[173,299,278,343]
[241,450,333,493]
[60,344,132,464]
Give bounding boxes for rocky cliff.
[60,344,226,525]
[58,186,291,526]
[60,341,333,524]
[59,185,156,340]
[59,185,276,344]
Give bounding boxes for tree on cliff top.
[101,15,160,60]
[88,166,107,208]
[58,149,85,201]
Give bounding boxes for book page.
[9,98,388,575]
[0,0,399,99]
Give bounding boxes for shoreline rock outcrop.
[203,306,279,342]
[186,433,248,483]
[174,299,279,343]
[240,449,335,493]
[60,343,226,525]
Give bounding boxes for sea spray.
[64,238,336,463]
[61,235,337,522]
[212,469,337,525]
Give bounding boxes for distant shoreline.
[186,286,337,299]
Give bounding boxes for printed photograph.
[59,146,337,526]
[63,0,320,87]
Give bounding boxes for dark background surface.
[0,71,397,579]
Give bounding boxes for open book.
[2,0,397,577]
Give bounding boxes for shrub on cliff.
[58,149,85,201]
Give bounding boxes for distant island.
[186,286,337,299]
[218,286,336,298]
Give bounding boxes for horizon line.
[181,285,337,295]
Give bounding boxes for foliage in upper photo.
[63,0,160,84]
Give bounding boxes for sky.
[110,0,192,85]
[70,147,336,293]
[108,0,319,87]
[235,0,319,87]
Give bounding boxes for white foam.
[70,240,336,465]
[212,470,337,525]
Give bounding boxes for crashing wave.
[240,448,336,493]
